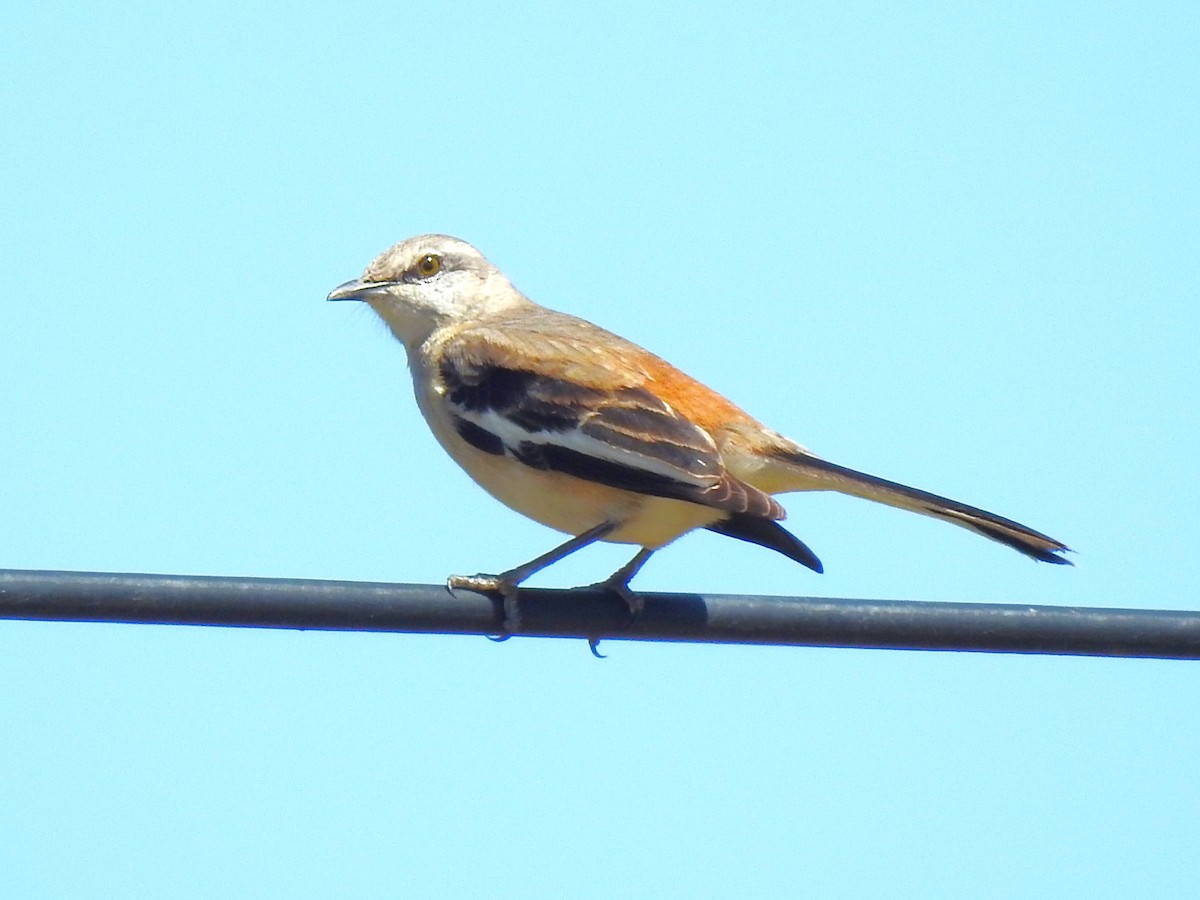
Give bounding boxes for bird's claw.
[447,572,522,638]
[587,577,644,624]
[447,572,508,594]
[574,578,643,659]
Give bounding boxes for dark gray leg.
[448,521,618,632]
[590,547,655,617]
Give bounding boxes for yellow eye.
[415,254,441,278]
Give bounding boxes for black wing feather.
[441,353,784,519]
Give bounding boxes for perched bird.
[329,234,1069,618]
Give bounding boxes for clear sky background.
[2,2,1197,897]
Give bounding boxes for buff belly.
[418,412,721,548]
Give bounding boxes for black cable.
[1,568,1196,659]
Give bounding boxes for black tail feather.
[771,451,1072,566]
[706,514,824,574]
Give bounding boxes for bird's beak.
[326,279,399,302]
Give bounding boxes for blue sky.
[2,2,1197,897]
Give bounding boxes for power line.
[1,568,1197,659]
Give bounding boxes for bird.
[329,234,1069,623]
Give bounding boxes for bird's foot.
[579,578,643,658]
[586,575,645,623]
[447,573,521,638]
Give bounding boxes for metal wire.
[1,568,1197,658]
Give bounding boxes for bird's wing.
[438,322,785,520]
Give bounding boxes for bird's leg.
[589,547,655,619]
[448,521,618,633]
[584,548,655,654]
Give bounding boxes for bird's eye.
[415,254,442,278]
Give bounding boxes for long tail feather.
[771,451,1071,565]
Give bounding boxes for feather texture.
[439,332,785,520]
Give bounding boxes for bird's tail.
[764,449,1071,565]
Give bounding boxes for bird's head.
[328,234,526,348]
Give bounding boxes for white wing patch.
[454,406,721,489]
